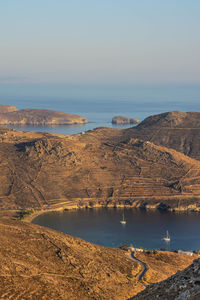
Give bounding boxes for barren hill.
[1,126,200,210]
[0,216,195,300]
[0,107,88,125]
[0,217,142,300]
[124,111,200,160]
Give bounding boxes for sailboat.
[120,211,126,225]
[162,230,170,242]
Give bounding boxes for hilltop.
[0,124,200,210]
[124,111,200,160]
[0,105,88,125]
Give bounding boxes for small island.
[112,115,140,125]
[0,105,88,125]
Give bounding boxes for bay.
[32,208,200,251]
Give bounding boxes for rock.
[131,258,200,300]
[0,108,88,125]
[112,116,140,125]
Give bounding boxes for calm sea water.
[33,208,200,251]
[3,84,200,134]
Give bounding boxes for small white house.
[178,250,193,256]
[131,247,144,252]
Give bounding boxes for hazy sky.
[0,0,200,85]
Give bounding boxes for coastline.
[22,201,200,224]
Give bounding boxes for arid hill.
[0,216,196,300]
[0,217,142,300]
[1,125,200,210]
[124,111,200,160]
[0,107,88,125]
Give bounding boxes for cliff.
[0,107,88,125]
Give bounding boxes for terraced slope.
[1,126,200,210]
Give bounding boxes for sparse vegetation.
[15,209,35,220]
[119,244,131,251]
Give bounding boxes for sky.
[0,0,200,92]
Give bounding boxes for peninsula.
[0,105,88,125]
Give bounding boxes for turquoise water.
[33,208,200,251]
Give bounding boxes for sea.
[2,84,200,134]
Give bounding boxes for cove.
[32,208,200,251]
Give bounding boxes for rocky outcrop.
[112,116,140,125]
[132,258,200,300]
[0,104,18,113]
[0,108,88,125]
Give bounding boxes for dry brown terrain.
[134,251,196,285]
[0,216,196,300]
[1,123,200,210]
[0,106,88,125]
[0,217,143,300]
[124,111,200,160]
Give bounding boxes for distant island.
[112,115,140,125]
[0,105,88,125]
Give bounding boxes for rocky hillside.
[0,217,143,300]
[124,111,200,160]
[1,126,200,210]
[0,107,88,125]
[0,216,195,300]
[132,258,200,300]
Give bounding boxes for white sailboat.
[120,211,126,225]
[162,230,170,242]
